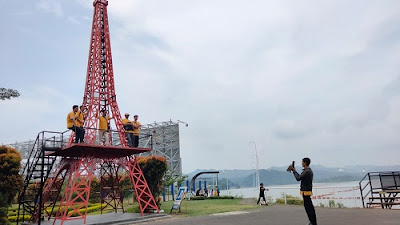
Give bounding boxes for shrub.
[336,202,345,208]
[89,176,101,203]
[327,200,345,208]
[0,146,23,224]
[275,194,303,205]
[69,205,102,217]
[7,215,31,223]
[136,156,168,198]
[208,196,234,199]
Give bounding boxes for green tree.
[119,174,133,200]
[164,174,187,187]
[0,88,20,100]
[0,145,24,224]
[89,176,100,203]
[137,156,168,198]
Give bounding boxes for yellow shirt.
[122,118,131,125]
[75,111,85,127]
[133,121,141,136]
[122,118,133,133]
[98,116,111,130]
[66,111,76,128]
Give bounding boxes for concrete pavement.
[137,205,400,225]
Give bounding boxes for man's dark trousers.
[257,196,266,204]
[133,135,139,147]
[126,132,134,147]
[69,126,84,143]
[303,195,317,225]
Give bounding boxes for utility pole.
[249,142,259,188]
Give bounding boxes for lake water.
[220,181,363,208]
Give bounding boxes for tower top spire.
[68,0,127,146]
[93,0,108,6]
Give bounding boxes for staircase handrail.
[359,172,372,208]
[21,130,70,178]
[359,171,400,208]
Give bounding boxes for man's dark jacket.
[293,167,313,191]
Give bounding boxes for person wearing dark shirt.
[257,183,267,205]
[289,157,317,225]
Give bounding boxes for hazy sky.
[1,0,400,173]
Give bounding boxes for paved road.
[138,205,400,225]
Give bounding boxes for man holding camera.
[288,158,317,225]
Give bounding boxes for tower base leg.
[53,158,96,225]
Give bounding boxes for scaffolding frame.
[139,121,182,176]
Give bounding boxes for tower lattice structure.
[16,1,160,225]
[70,0,126,146]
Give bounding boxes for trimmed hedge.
[7,215,31,223]
[208,196,234,199]
[69,205,102,217]
[190,196,234,200]
[190,196,206,200]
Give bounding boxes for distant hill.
[185,165,400,189]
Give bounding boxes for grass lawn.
[158,198,259,217]
[7,198,259,224]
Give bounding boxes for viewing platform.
[47,143,152,158]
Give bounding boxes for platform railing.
[359,171,400,208]
[68,127,154,149]
[64,127,153,148]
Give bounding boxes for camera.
[286,161,295,172]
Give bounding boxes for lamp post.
[249,142,259,188]
[177,120,189,127]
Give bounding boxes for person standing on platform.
[75,105,86,143]
[98,110,113,146]
[66,105,84,143]
[122,113,134,147]
[257,183,267,205]
[132,115,141,147]
[289,158,317,225]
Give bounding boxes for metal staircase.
[16,131,68,224]
[359,171,400,209]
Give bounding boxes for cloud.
[36,0,63,17]
[10,11,33,16]
[67,16,81,24]
[272,120,311,139]
[2,0,400,172]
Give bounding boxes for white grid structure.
[139,121,183,176]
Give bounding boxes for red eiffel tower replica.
[26,0,159,224]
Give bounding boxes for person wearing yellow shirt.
[122,113,134,147]
[66,105,84,143]
[75,105,86,142]
[98,110,113,145]
[132,115,141,147]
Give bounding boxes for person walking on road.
[288,157,317,225]
[257,183,268,205]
